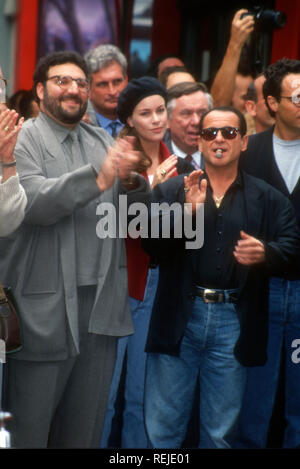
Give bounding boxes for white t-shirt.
[273,134,300,193]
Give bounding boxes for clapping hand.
[96,136,141,192]
[151,154,178,188]
[0,109,23,163]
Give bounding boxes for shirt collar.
[203,170,244,190]
[171,140,200,158]
[40,111,80,144]
[95,111,122,130]
[171,140,202,167]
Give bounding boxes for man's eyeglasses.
[47,75,90,91]
[280,95,300,107]
[200,126,240,141]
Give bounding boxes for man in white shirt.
[164,82,213,172]
[84,44,128,138]
[237,57,300,449]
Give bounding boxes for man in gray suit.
[84,44,128,138]
[0,51,150,448]
[164,82,213,172]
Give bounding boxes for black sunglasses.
[200,126,240,141]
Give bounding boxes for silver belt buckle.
[203,289,216,303]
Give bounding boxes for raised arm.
[210,9,254,107]
[0,109,27,236]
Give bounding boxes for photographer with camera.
[210,9,255,112]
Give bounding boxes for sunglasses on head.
[200,126,240,141]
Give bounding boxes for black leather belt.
[193,286,239,304]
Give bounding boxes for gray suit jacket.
[86,100,100,127]
[0,112,151,361]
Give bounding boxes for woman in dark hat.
[117,76,178,186]
[101,77,178,448]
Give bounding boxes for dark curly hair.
[33,51,89,104]
[263,58,300,117]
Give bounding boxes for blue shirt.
[95,112,123,137]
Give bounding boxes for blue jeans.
[144,295,247,448]
[235,278,300,448]
[100,267,159,448]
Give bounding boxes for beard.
[43,87,87,124]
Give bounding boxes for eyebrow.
[138,104,165,111]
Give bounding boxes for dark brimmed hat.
[117,76,167,124]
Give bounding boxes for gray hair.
[84,44,127,76]
[166,82,213,118]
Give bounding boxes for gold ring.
[4,126,10,132]
[160,169,166,176]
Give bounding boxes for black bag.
[0,282,22,354]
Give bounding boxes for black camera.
[241,6,286,30]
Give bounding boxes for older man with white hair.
[164,81,213,172]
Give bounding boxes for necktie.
[185,154,193,163]
[110,121,118,138]
[67,131,80,169]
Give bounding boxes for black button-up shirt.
[192,171,247,289]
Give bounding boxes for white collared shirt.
[171,140,202,169]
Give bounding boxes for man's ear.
[241,134,249,152]
[245,99,257,117]
[266,95,278,114]
[36,82,44,102]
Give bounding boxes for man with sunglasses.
[236,58,300,449]
[0,51,150,448]
[142,106,300,448]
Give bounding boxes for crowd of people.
[1,8,300,449]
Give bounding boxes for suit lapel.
[35,114,70,175]
[238,173,266,289]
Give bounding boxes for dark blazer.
[240,126,300,227]
[163,129,196,175]
[142,172,300,367]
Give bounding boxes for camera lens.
[273,11,287,28]
[258,9,287,29]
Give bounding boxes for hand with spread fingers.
[151,154,178,188]
[184,169,207,214]
[233,230,266,265]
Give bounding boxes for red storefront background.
[14,0,300,92]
